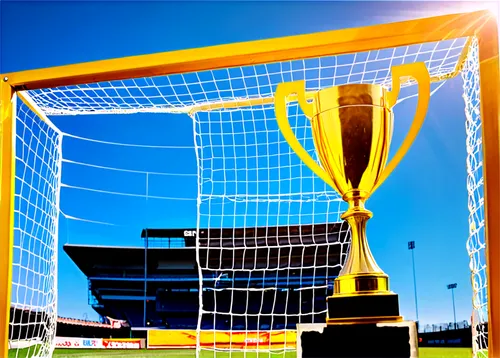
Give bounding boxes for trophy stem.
[326,195,401,324]
[333,197,390,296]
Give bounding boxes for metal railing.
[419,320,471,333]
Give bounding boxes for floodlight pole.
[408,241,419,323]
[144,229,148,327]
[447,283,457,330]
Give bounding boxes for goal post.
[0,79,16,358]
[477,19,500,358]
[1,87,62,358]
[0,9,498,358]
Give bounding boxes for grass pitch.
[8,347,475,358]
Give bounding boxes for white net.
[463,38,488,358]
[28,38,467,116]
[9,96,62,358]
[185,37,476,357]
[8,34,487,358]
[193,103,349,353]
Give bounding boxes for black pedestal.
[327,293,400,321]
[297,321,418,358]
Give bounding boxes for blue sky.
[1,0,498,327]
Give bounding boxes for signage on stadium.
[102,338,144,349]
[147,330,296,349]
[184,230,196,237]
[54,337,145,350]
[55,337,103,349]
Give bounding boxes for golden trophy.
[275,63,430,325]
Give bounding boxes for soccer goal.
[0,9,498,358]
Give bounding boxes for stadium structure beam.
[0,9,498,356]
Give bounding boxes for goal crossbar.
[0,8,499,358]
[3,10,496,91]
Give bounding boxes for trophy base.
[296,321,419,358]
[327,292,401,323]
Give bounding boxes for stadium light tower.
[447,283,458,330]
[408,241,419,323]
[144,228,149,328]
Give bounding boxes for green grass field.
[9,348,474,358]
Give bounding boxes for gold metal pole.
[0,78,15,358]
[477,13,500,357]
[3,11,492,91]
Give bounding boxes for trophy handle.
[274,81,337,190]
[372,62,431,193]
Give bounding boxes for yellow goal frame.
[0,9,498,357]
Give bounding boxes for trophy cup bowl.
[274,63,430,324]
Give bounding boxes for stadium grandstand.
[64,222,348,334]
[8,309,130,349]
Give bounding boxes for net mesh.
[7,34,487,358]
[9,97,62,358]
[463,38,488,358]
[28,38,467,116]
[193,102,349,353]
[184,37,477,356]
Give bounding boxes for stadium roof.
[141,221,349,248]
[63,244,196,278]
[65,222,349,277]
